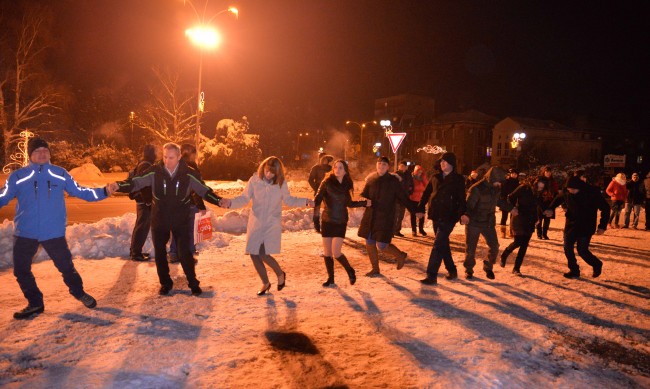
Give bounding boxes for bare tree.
[135,67,198,144]
[0,5,61,165]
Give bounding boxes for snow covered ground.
[0,178,649,388]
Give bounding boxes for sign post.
[387,133,407,170]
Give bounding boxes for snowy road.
[0,209,648,388]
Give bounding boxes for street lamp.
[184,1,238,155]
[345,120,376,161]
[511,132,526,169]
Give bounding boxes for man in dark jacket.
[393,160,414,237]
[463,167,508,279]
[115,142,229,296]
[358,156,415,276]
[545,176,610,278]
[308,154,334,194]
[622,172,645,229]
[0,138,114,319]
[417,152,467,285]
[129,144,156,261]
[169,143,206,263]
[499,168,520,238]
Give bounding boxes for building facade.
[491,117,602,170]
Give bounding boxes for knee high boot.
[365,244,381,276]
[323,256,334,286]
[381,244,407,270]
[335,254,356,285]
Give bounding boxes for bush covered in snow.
[49,141,138,172]
[200,118,262,180]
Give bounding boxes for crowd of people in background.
[2,138,649,320]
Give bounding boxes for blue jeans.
[623,203,641,228]
[13,236,85,307]
[563,232,601,273]
[425,221,457,278]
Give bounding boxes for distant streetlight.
[184,1,238,155]
[345,120,376,160]
[297,132,309,159]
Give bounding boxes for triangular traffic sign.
[387,133,407,154]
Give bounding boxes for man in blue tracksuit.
[0,138,114,319]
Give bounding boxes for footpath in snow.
[0,201,649,388]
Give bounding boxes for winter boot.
[382,244,407,270]
[365,244,381,277]
[336,254,356,285]
[322,256,335,287]
[536,225,543,239]
[542,226,550,240]
[500,246,513,268]
[500,225,507,239]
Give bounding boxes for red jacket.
[410,174,429,202]
[606,179,628,201]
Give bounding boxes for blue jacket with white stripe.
[0,162,108,241]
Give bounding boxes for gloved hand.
[313,215,321,233]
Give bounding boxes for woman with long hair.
[228,157,314,295]
[314,160,369,286]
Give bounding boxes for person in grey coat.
[462,166,508,279]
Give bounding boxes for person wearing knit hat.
[544,173,610,279]
[417,151,467,284]
[439,152,456,168]
[0,137,118,319]
[27,137,50,157]
[605,173,628,228]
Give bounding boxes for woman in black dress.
[314,160,369,286]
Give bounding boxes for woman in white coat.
[229,156,314,295]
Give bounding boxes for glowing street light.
[183,1,238,155]
[345,120,376,161]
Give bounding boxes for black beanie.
[439,152,456,167]
[566,176,583,189]
[28,138,49,156]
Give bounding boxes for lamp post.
[345,120,376,162]
[510,132,526,169]
[184,1,238,155]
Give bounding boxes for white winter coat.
[230,174,309,255]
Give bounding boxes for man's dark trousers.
[13,236,85,307]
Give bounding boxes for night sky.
[9,0,649,131]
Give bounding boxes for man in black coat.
[417,152,467,285]
[308,154,334,194]
[358,156,415,276]
[545,176,610,278]
[129,144,156,261]
[114,143,230,296]
[499,168,520,238]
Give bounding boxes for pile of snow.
[68,163,105,181]
[0,204,367,269]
